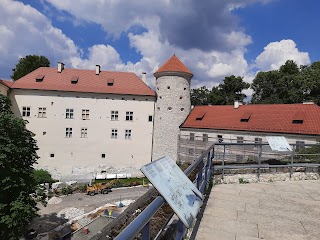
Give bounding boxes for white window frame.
[66,108,74,119]
[111,110,119,121]
[65,127,73,138]
[111,129,118,139]
[126,111,133,121]
[22,106,31,117]
[125,129,132,139]
[38,107,47,118]
[81,127,88,138]
[82,109,90,120]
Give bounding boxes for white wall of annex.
[10,89,155,180]
[180,128,319,145]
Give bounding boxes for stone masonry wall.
[152,75,191,162]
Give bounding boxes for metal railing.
[115,144,215,240]
[214,143,320,180]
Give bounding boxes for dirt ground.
[30,186,149,235]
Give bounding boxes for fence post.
[222,145,226,180]
[258,144,262,181]
[141,222,150,240]
[197,161,204,190]
[290,145,295,178]
[204,152,210,183]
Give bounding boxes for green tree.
[11,55,50,80]
[218,75,250,104]
[0,94,40,239]
[191,75,250,106]
[191,86,211,105]
[300,61,320,105]
[251,60,320,104]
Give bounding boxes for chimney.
[57,62,64,73]
[234,100,239,109]
[141,72,146,83]
[96,65,101,75]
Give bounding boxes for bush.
[61,186,73,195]
[33,169,56,185]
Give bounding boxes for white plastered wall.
[10,89,155,180]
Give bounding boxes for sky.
[0,0,319,93]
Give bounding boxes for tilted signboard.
[141,156,203,228]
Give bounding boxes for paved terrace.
[195,180,320,240]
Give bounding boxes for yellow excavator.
[86,179,118,196]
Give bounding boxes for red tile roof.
[0,79,13,88]
[11,67,155,96]
[181,104,320,135]
[154,55,193,75]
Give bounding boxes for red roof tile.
[0,79,13,88]
[182,104,320,135]
[10,67,155,96]
[154,55,193,75]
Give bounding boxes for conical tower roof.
[154,55,193,76]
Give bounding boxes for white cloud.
[0,0,79,78]
[254,39,310,71]
[43,0,260,89]
[70,44,122,70]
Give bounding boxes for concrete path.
[195,180,320,240]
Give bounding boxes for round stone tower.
[152,55,193,162]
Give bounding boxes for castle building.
[2,55,320,180]
[7,63,155,180]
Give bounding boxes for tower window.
[167,86,170,89]
[157,107,160,110]
[179,96,183,99]
[181,108,184,111]
[148,115,153,122]
[101,154,106,158]
[50,153,55,158]
[184,87,186,90]
[168,107,172,110]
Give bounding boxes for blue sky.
[0,0,318,91]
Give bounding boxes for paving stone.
[195,180,320,240]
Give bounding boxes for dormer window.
[35,74,44,82]
[240,112,252,122]
[71,76,79,84]
[195,111,206,121]
[107,79,114,86]
[292,111,304,124]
